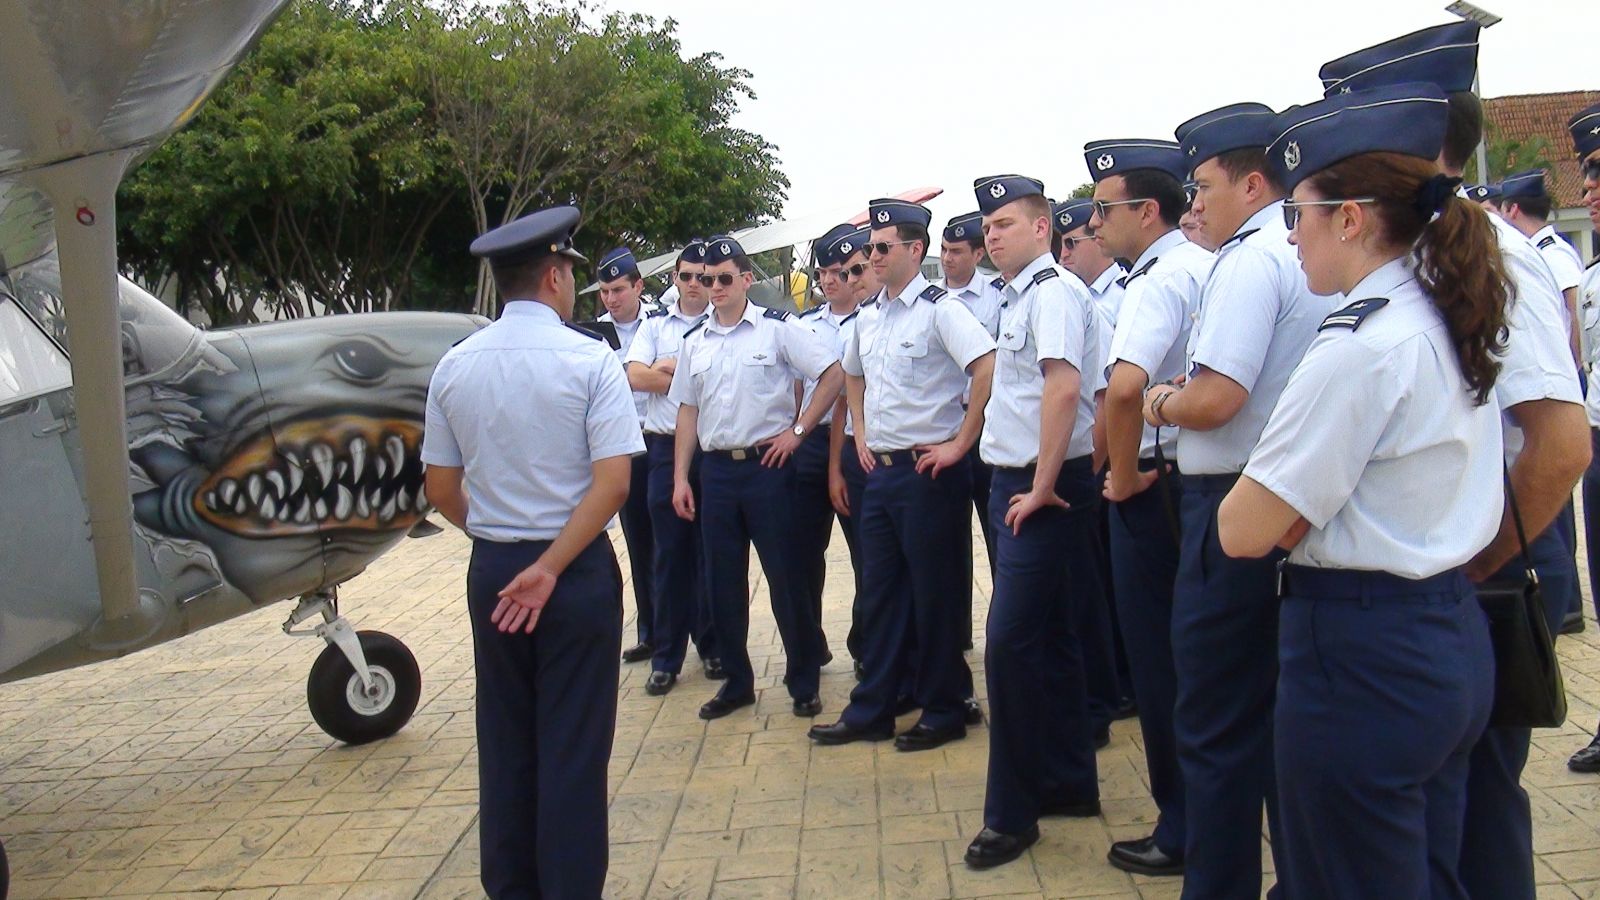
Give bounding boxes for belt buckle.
[877,452,894,466]
[730,448,751,461]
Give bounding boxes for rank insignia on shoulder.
[799,305,822,317]
[647,307,669,318]
[683,320,707,337]
[1220,228,1260,250]
[565,323,605,341]
[1319,297,1390,332]
[764,307,792,321]
[918,285,947,303]
[990,276,1006,290]
[841,309,860,324]
[1537,235,1557,250]
[1117,257,1157,289]
[1031,268,1060,286]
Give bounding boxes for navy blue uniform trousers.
[983,458,1100,834]
[838,440,868,661]
[1107,461,1186,856]
[699,453,826,702]
[842,452,973,731]
[619,451,655,645]
[644,434,717,674]
[789,425,839,647]
[1459,526,1575,900]
[966,444,996,649]
[1584,427,1600,627]
[468,536,620,900]
[1276,567,1492,900]
[1172,475,1284,899]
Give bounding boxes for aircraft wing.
[0,0,291,646]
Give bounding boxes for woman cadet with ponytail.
[1216,82,1509,900]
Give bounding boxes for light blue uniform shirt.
[1243,259,1504,579]
[599,301,658,423]
[421,300,645,542]
[1104,229,1212,459]
[623,300,707,435]
[1086,261,1126,395]
[980,253,1102,468]
[798,303,858,427]
[842,273,997,452]
[668,301,838,450]
[1582,264,1600,426]
[1179,201,1336,475]
[1488,214,1584,464]
[939,271,1004,338]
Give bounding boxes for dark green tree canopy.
[118,0,787,324]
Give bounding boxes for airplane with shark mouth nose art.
[0,3,491,880]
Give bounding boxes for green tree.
[1464,121,1556,184]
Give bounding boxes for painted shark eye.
[331,340,386,383]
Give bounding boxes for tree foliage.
[118,0,787,324]
[1464,122,1556,185]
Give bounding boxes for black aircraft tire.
[307,631,421,745]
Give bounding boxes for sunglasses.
[1281,197,1378,231]
[1062,236,1096,249]
[865,239,918,257]
[1583,158,1600,183]
[675,271,698,283]
[841,262,869,280]
[1091,197,1152,219]
[696,273,738,287]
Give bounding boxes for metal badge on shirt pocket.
[996,329,1027,384]
[889,335,928,382]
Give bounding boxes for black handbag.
[1475,473,1568,729]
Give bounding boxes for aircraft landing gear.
[284,589,421,745]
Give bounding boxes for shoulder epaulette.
[799,305,823,318]
[1588,257,1599,270]
[646,307,669,318]
[1117,257,1158,289]
[1537,235,1557,250]
[683,319,707,338]
[1031,268,1060,286]
[565,323,605,342]
[1319,297,1390,332]
[861,298,879,309]
[989,276,1006,291]
[918,285,947,304]
[764,307,792,321]
[841,309,860,324]
[1220,228,1260,251]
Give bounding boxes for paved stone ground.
[5,512,1600,900]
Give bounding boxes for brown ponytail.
[1308,152,1509,405]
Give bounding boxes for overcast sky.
[595,0,1592,233]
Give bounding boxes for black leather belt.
[708,446,764,462]
[873,449,921,467]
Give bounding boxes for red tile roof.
[1484,91,1600,208]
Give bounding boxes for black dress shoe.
[703,658,727,680]
[1094,724,1110,749]
[1112,697,1138,721]
[963,825,1039,869]
[894,723,966,752]
[1039,797,1101,818]
[698,692,754,720]
[644,671,676,697]
[1107,835,1184,876]
[1561,611,1586,634]
[964,697,984,726]
[621,642,654,663]
[1569,737,1600,773]
[793,696,823,717]
[808,720,893,745]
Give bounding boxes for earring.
[1340,235,1347,242]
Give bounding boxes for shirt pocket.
[739,344,785,396]
[688,352,714,398]
[888,336,929,384]
[996,328,1029,384]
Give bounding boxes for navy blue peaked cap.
[703,234,747,266]
[867,198,932,229]
[596,247,638,281]
[973,175,1046,215]
[1175,103,1277,174]
[1319,21,1479,96]
[1052,199,1094,235]
[944,212,983,243]
[1083,140,1187,182]
[1570,102,1600,159]
[470,205,587,264]
[1498,169,1548,200]
[1268,82,1450,191]
[813,223,857,267]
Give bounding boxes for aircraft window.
[0,293,72,404]
[6,255,199,381]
